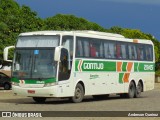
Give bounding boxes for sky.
[15,0,160,41]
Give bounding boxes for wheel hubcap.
[75,88,81,99]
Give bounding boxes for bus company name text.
[83,63,104,70]
[144,65,154,71]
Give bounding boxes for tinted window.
[116,42,128,59]
[137,44,145,60]
[104,41,116,59]
[76,37,89,57]
[128,44,137,60]
[90,39,103,58]
[145,45,153,61]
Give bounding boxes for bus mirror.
[54,46,62,62]
[54,46,69,63]
[3,46,15,62]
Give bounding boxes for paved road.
[0,83,160,119]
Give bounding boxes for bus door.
[57,36,73,97]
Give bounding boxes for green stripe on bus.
[75,60,116,72]
[11,77,56,84]
[122,62,127,71]
[138,63,155,72]
[119,73,124,84]
[75,60,154,72]
[134,62,139,72]
[75,60,79,71]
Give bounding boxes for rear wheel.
[135,82,143,98]
[71,83,84,103]
[33,97,46,103]
[127,81,136,98]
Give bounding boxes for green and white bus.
[4,31,155,103]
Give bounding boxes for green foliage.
[0,0,160,67]
[44,14,105,31]
[109,26,151,39]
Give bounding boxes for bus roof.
[19,30,125,38]
[18,30,153,45]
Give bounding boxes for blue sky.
[15,0,160,40]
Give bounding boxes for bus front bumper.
[12,85,58,97]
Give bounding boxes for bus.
[4,30,155,103]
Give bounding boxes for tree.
[44,14,105,31]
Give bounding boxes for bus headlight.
[12,82,19,86]
[44,82,57,87]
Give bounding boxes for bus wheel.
[135,82,143,98]
[33,97,46,103]
[127,81,136,98]
[71,83,84,103]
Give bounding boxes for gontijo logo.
[83,63,104,70]
[144,65,154,71]
[77,60,104,71]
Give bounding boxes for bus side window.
[83,40,89,57]
[116,43,128,59]
[116,44,122,59]
[104,42,110,58]
[121,44,127,59]
[99,42,104,58]
[76,37,89,58]
[128,44,137,60]
[104,41,116,59]
[145,45,153,61]
[62,36,73,59]
[137,45,145,60]
[76,39,83,57]
[90,43,96,57]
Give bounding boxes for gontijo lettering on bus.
[76,60,116,72]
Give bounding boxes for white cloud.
[98,0,160,5]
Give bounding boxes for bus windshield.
[12,48,57,80]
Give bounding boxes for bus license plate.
[28,90,35,94]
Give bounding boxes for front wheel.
[70,83,84,103]
[33,97,46,103]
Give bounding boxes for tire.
[126,81,136,98]
[4,83,11,90]
[71,83,84,103]
[33,97,46,103]
[135,82,143,98]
